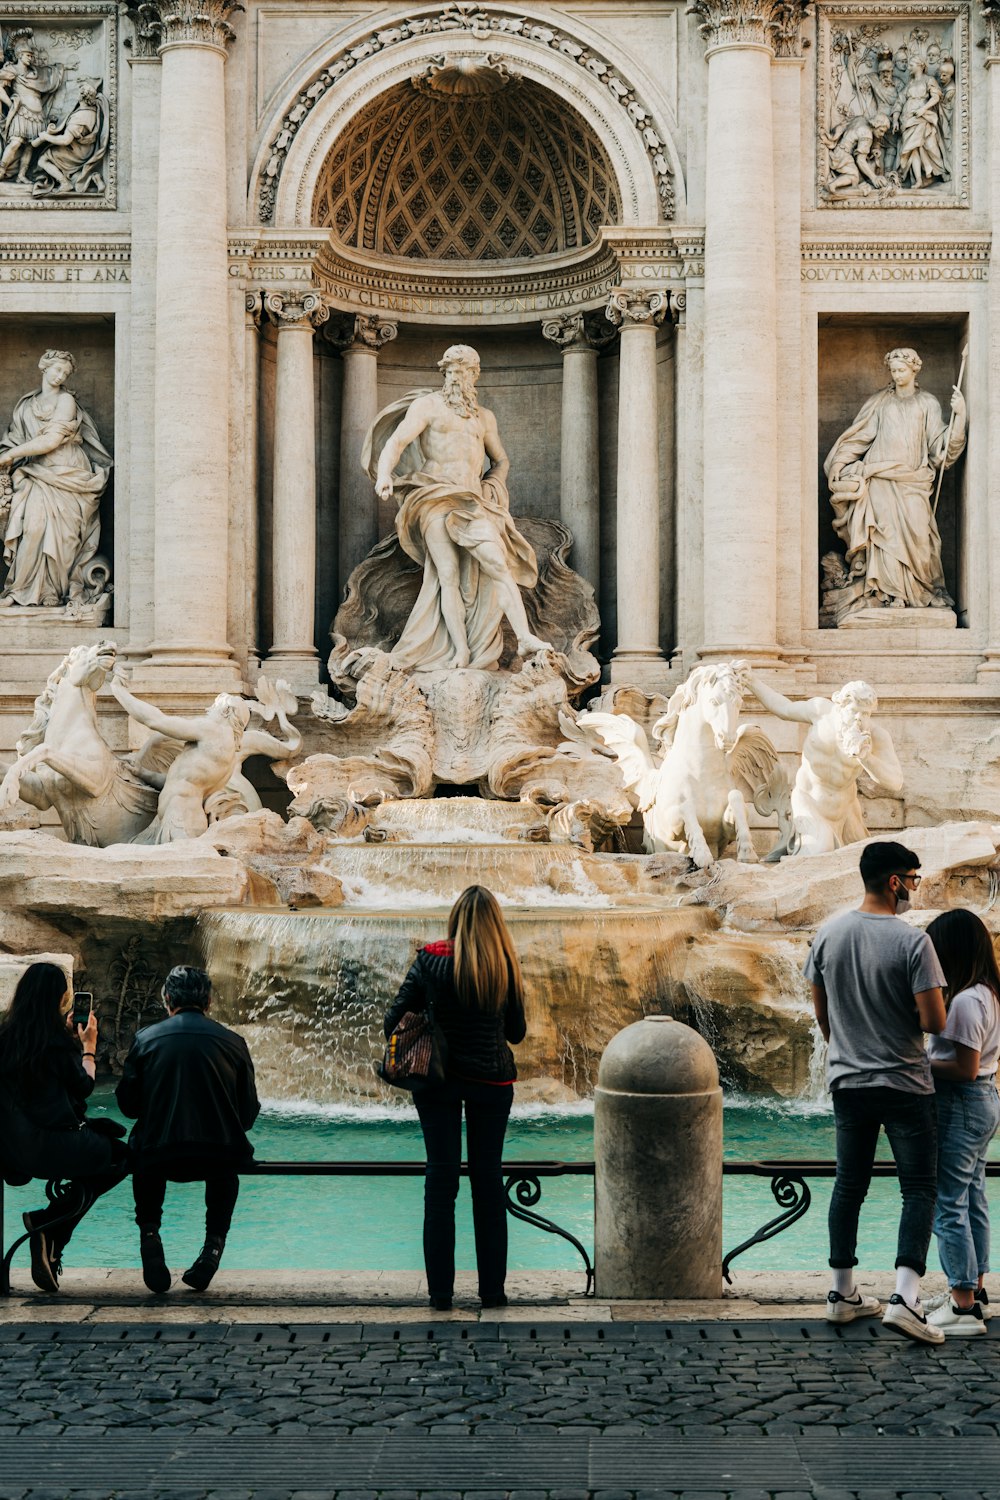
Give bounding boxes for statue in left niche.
[0,29,109,198]
[0,643,302,845]
[0,349,113,619]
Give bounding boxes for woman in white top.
[925,908,1000,1335]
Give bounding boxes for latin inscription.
[802,264,987,282]
[0,265,129,282]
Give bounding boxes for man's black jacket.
[116,1009,260,1166]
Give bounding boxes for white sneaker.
[882,1293,946,1345]
[926,1299,988,1336]
[826,1289,883,1323]
[925,1288,991,1320]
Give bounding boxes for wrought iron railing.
[0,1159,596,1298]
[7,1156,995,1299]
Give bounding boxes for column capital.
[606,289,671,329]
[326,313,399,354]
[982,0,1000,61]
[123,0,240,55]
[687,0,809,55]
[541,312,617,354]
[264,290,330,332]
[245,291,264,330]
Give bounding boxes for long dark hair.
[926,909,1000,1007]
[0,962,71,1079]
[447,885,524,1015]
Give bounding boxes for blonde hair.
[447,885,523,1015]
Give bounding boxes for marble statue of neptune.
[0,350,112,608]
[369,344,549,670]
[825,346,966,611]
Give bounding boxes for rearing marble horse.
[582,662,792,868]
[0,641,158,846]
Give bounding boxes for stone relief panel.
[0,4,116,209]
[816,3,968,208]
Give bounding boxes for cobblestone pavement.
[0,1320,999,1498]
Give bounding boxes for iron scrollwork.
[504,1170,595,1296]
[722,1171,812,1284]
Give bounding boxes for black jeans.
[829,1086,938,1275]
[132,1163,241,1238]
[414,1077,514,1302]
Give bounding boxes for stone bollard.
[594,1016,722,1299]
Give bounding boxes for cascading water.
[197,799,715,1105]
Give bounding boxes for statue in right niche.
[822,346,966,623]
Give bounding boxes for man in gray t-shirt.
[804,840,946,1344]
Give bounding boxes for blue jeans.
[934,1078,1000,1289]
[829,1086,938,1275]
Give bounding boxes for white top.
[927,982,1000,1078]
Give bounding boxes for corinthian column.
[133,0,242,686]
[331,315,398,589]
[689,0,800,663]
[541,312,615,597]
[264,291,329,691]
[606,290,669,677]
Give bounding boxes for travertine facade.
[1,0,999,820]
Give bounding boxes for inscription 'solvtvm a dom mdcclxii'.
[1,0,1000,854]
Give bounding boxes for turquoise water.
[5,1091,996,1275]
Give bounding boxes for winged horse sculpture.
[579,662,792,868]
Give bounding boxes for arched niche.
[250,10,680,232]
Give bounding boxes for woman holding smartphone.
[925,909,1000,1335]
[384,885,527,1311]
[0,962,127,1293]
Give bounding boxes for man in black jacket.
[116,965,259,1295]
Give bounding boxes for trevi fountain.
[1,0,1000,1119]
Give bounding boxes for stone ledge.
[0,1267,949,1324]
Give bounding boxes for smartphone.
[72,992,93,1031]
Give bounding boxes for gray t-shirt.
[927,983,1000,1078]
[803,909,945,1094]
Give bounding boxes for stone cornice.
[687,0,811,53]
[801,238,989,281]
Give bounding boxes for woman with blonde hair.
[385,885,526,1310]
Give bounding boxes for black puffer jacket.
[116,1009,260,1165]
[384,941,527,1082]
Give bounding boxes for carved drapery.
[687,0,810,52]
[124,0,239,54]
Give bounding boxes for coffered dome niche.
[312,62,622,263]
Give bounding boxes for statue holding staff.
[825,346,966,616]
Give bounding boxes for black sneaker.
[22,1215,60,1295]
[182,1235,225,1291]
[428,1296,453,1311]
[480,1293,508,1309]
[140,1231,171,1295]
